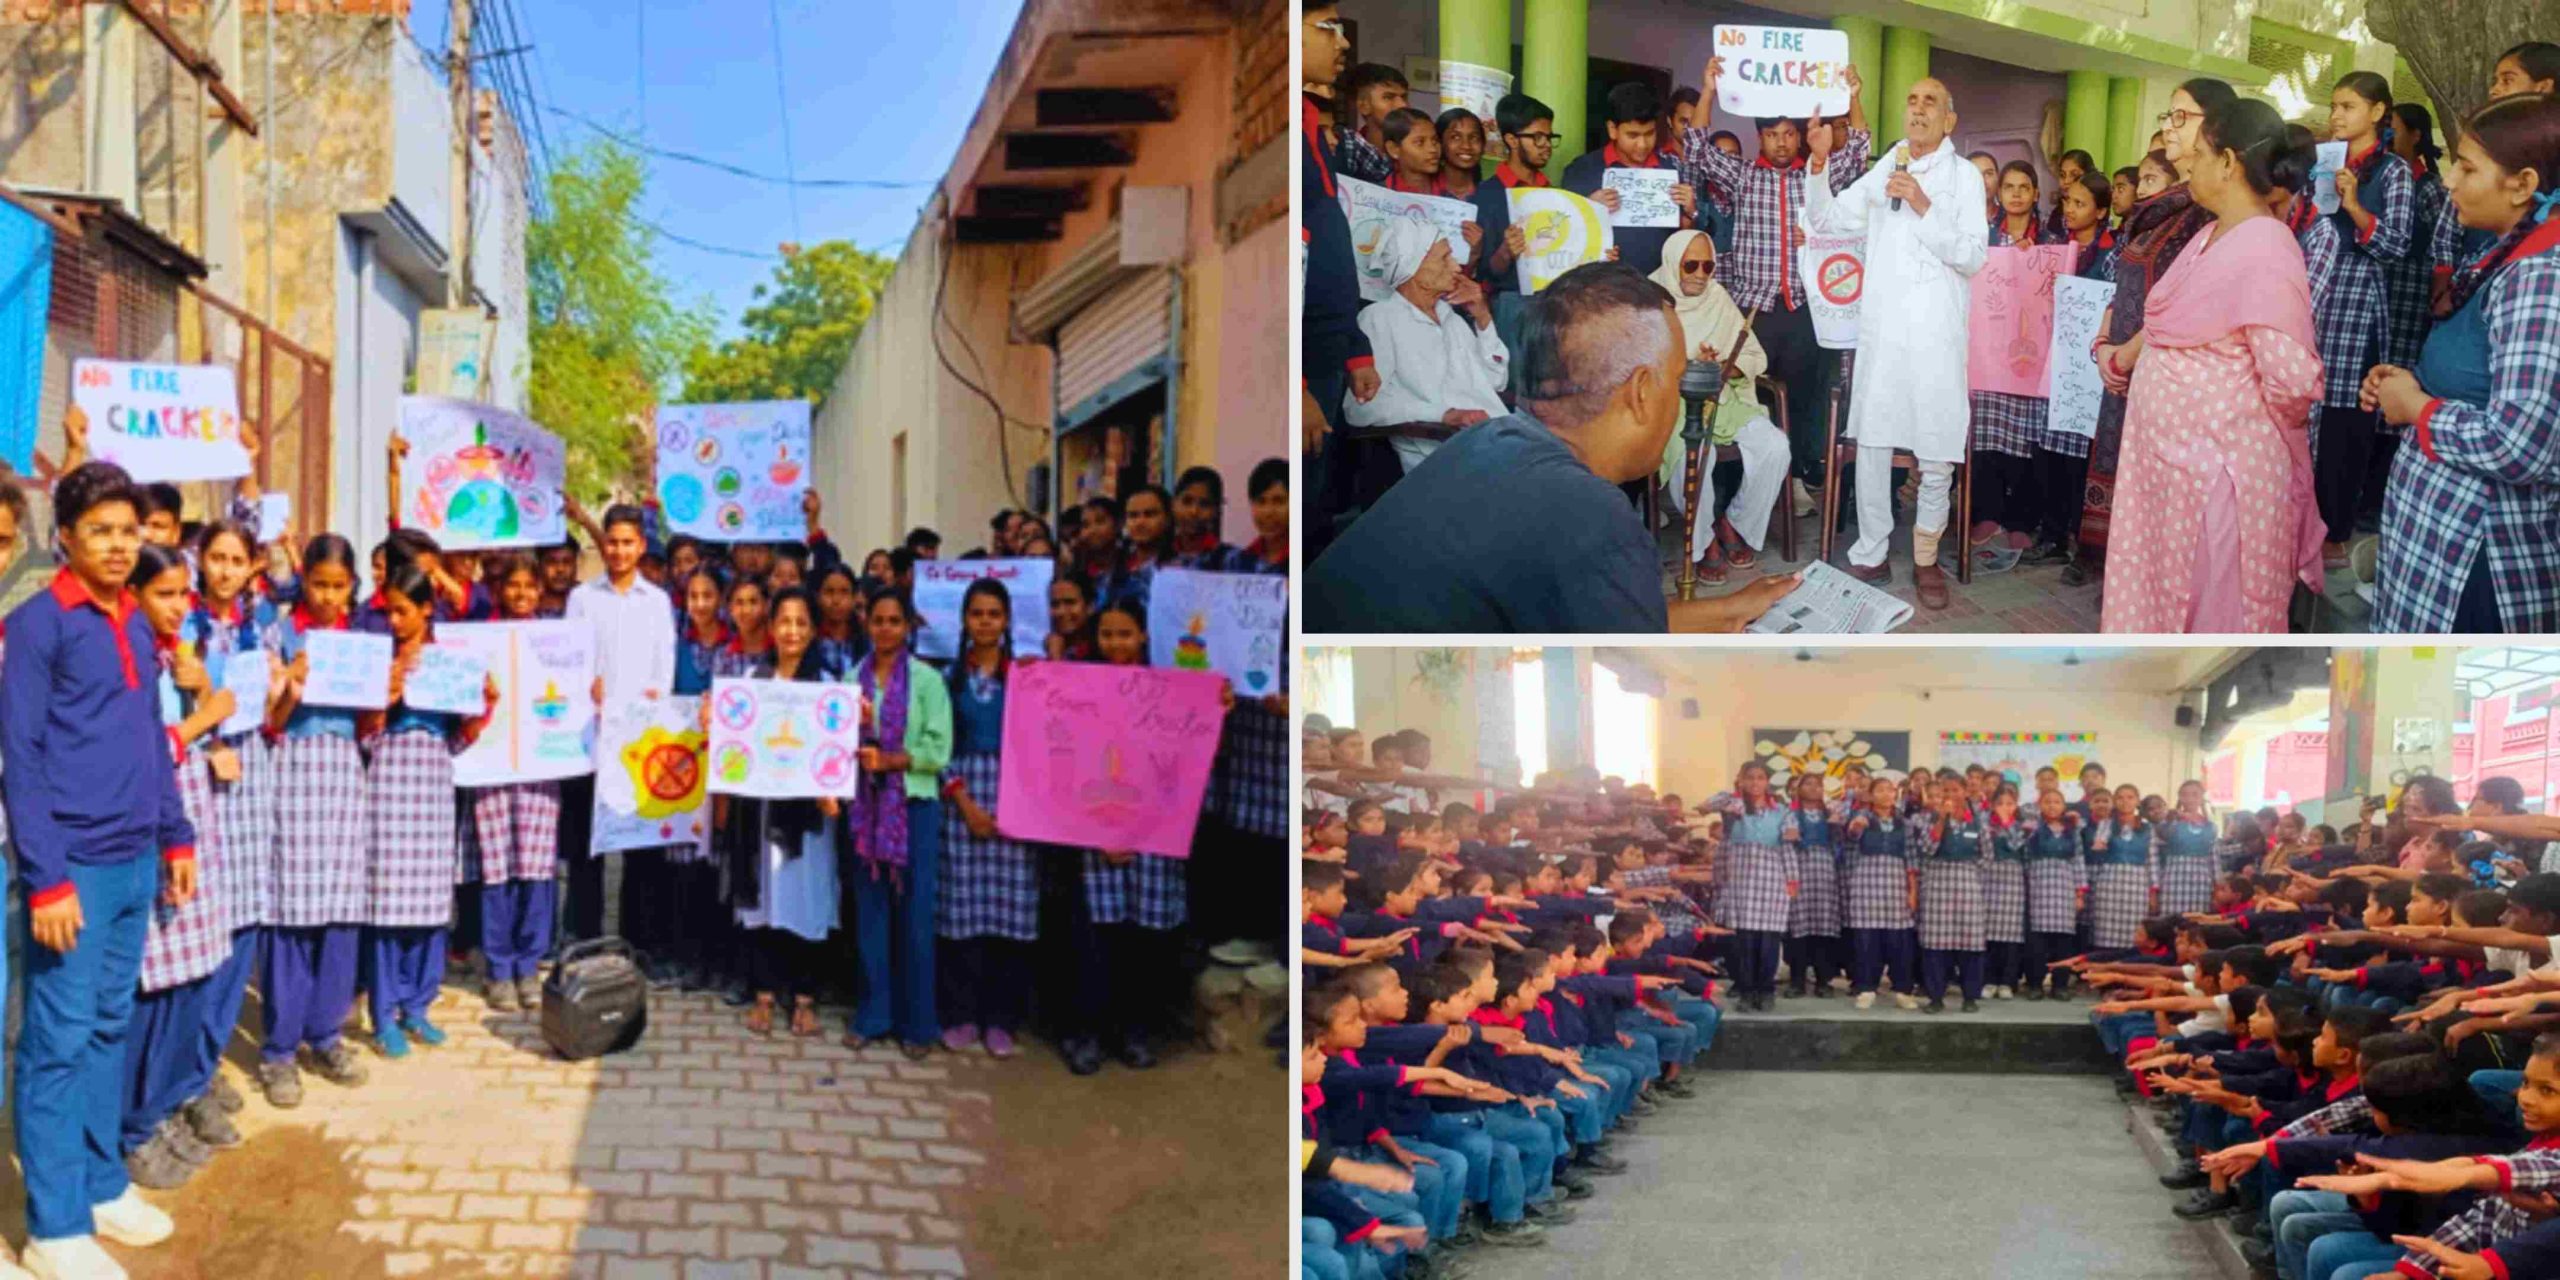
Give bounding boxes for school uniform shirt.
[2326,143,2418,401]
[1705,793,1798,933]
[1302,912,1350,958]
[2271,1131,2500,1239]
[2033,232,2122,458]
[2403,1140,2560,1278]
[1332,124,1394,185]
[1785,801,1844,938]
[2297,203,2365,418]
[566,573,676,701]
[1302,95,1374,387]
[2156,816,2219,915]
[0,569,197,906]
[1561,143,1683,277]
[1676,124,1873,314]
[1345,291,1510,474]
[1842,809,1914,931]
[2388,161,2447,369]
[1981,816,2028,944]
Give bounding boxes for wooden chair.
[1650,374,1799,572]
[1816,381,1972,585]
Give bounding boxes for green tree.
[682,240,896,406]
[528,139,712,500]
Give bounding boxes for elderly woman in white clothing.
[1344,219,1511,472]
[1648,228,1793,583]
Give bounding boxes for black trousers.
[2025,930,2080,989]
[1186,821,1286,948]
[2314,405,2383,544]
[1783,933,1844,989]
[2455,551,2506,632]
[1972,451,2038,534]
[2032,447,2090,548]
[1757,300,1830,485]
[938,937,1033,1034]
[747,928,826,1004]
[1065,911,1181,1046]
[663,860,734,976]
[619,853,674,959]
[557,776,602,941]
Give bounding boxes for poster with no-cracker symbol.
[706,677,866,800]
[654,400,813,543]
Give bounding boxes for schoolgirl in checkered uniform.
[2019,788,2089,998]
[1200,460,1290,965]
[1970,163,2066,566]
[1780,772,1844,998]
[1981,785,2030,1000]
[2157,783,2220,916]
[936,578,1038,1059]
[257,534,375,1105]
[1705,762,1800,1011]
[121,544,239,1185]
[463,555,562,1014]
[2082,786,2159,950]
[2289,147,2352,472]
[2023,171,2121,566]
[1843,776,1921,1009]
[2311,71,2418,556]
[1914,780,1992,1012]
[362,566,494,1059]
[2374,92,2560,633]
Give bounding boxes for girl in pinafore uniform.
[2312,70,2419,563]
[1781,771,1844,999]
[1844,776,1922,1011]
[259,534,374,1106]
[1981,784,2030,1000]
[182,521,278,1137]
[2156,781,2220,917]
[937,580,1037,1059]
[1915,778,1992,1014]
[363,566,494,1058]
[1198,460,1291,965]
[2021,788,2089,999]
[121,544,239,1186]
[1706,762,1800,1012]
[2083,786,2159,950]
[465,556,561,1014]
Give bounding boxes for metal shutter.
[1054,268,1172,427]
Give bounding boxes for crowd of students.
[0,422,1289,1280]
[1303,5,2560,634]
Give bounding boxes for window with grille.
[2247,20,2350,119]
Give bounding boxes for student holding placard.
[1435,108,1486,205]
[936,580,1036,1059]
[1969,162,2066,572]
[713,588,844,1040]
[1561,82,1692,277]
[1467,93,1559,377]
[257,534,377,1106]
[463,555,566,1013]
[2307,72,2418,567]
[845,590,953,1059]
[1045,574,1097,662]
[2021,172,2123,568]
[563,505,677,968]
[1198,459,1291,969]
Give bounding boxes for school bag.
[540,936,650,1060]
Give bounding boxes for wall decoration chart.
[593,695,710,855]
[1146,568,1287,696]
[912,558,1054,660]
[1935,731,2099,801]
[705,678,865,800]
[444,622,597,787]
[71,359,250,482]
[996,663,1225,857]
[654,400,813,543]
[396,396,566,550]
[1749,728,1911,798]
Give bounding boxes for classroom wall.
[1341,647,1496,782]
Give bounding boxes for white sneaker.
[89,1188,172,1248]
[1853,991,1875,1009]
[23,1237,122,1280]
[1894,993,1922,1011]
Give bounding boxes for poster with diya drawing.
[654,400,813,543]
[397,396,566,551]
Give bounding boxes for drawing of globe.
[444,479,520,541]
[660,473,706,523]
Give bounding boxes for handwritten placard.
[707,677,865,800]
[1338,175,1477,304]
[254,492,291,542]
[995,662,1225,858]
[1966,244,2075,397]
[2046,275,2118,439]
[302,630,392,710]
[217,649,270,737]
[912,558,1053,660]
[402,643,489,716]
[2312,141,2348,216]
[1712,25,1854,120]
[72,360,250,482]
[397,396,566,551]
[1798,230,1866,349]
[593,694,710,855]
[1509,188,1614,294]
[445,621,597,787]
[654,401,812,543]
[1146,568,1286,697]
[1603,168,1681,229]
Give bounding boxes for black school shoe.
[2238,1237,2278,1276]
[2157,1161,2207,1190]
[1061,1036,1104,1076]
[1922,999,1946,1015]
[1573,1147,1628,1174]
[1551,1165,1597,1198]
[1523,1198,1577,1226]
[1478,1219,1546,1248]
[1960,998,1981,1013]
[2172,1188,2239,1220]
[1115,1035,1158,1070]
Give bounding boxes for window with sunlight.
[1593,664,1659,789]
[1513,654,1547,785]
[1308,648,1358,732]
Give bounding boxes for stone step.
[1700,1007,2118,1074]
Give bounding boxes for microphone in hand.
[1889,143,1910,213]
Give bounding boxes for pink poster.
[1966,244,2076,398]
[996,662,1226,858]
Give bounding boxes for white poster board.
[706,677,865,800]
[2046,275,2118,439]
[1509,188,1613,294]
[1798,230,1867,349]
[396,396,567,551]
[912,558,1053,660]
[2312,141,2348,216]
[1438,60,1511,126]
[1146,568,1288,697]
[402,643,490,716]
[653,400,813,543]
[1711,25,1855,120]
[216,649,270,737]
[1338,175,1477,304]
[71,360,251,482]
[592,695,710,855]
[1603,168,1681,229]
[445,621,597,787]
[302,630,392,710]
[254,492,291,541]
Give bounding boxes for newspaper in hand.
[1744,560,1915,634]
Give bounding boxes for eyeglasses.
[2156,108,2200,130]
[1311,17,1345,35]
[1512,132,1556,144]
[1680,259,1713,275]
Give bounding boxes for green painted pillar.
[1440,0,1509,175]
[2106,75,2147,173]
[1831,14,1884,132]
[2062,70,2109,169]
[1522,0,1589,169]
[1880,26,1931,148]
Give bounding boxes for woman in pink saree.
[2098,99,2327,633]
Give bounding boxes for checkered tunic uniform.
[1916,815,1991,952]
[1783,801,1843,939]
[2022,818,2088,935]
[1214,700,1290,840]
[2374,248,2560,634]
[1706,793,1799,933]
[1973,223,2064,458]
[140,744,229,993]
[2320,153,2416,411]
[2086,819,2159,949]
[1842,810,1914,931]
[1083,850,1187,931]
[942,750,1038,941]
[2157,817,2220,916]
[195,607,277,931]
[270,730,369,927]
[2296,212,2360,434]
[466,783,561,885]
[2401,1146,2560,1275]
[2385,168,2446,369]
[1676,126,1872,314]
[1982,820,2028,945]
[366,725,461,927]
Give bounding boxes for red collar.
[2000,214,2038,244]
[724,633,772,657]
[1245,536,1287,566]
[2348,138,2382,167]
[1468,1008,1526,1030]
[1601,143,1663,170]
[289,603,349,632]
[2327,1073,2361,1101]
[48,567,134,621]
[1301,95,1337,198]
[688,621,731,648]
[1307,911,1339,929]
[1385,172,1448,196]
[2527,1133,2560,1150]
[1495,161,1549,189]
[1753,150,1806,172]
[1175,531,1220,557]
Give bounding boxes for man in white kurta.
[1344,220,1511,472]
[1798,77,1986,606]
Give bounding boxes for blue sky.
[406,0,1022,334]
